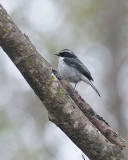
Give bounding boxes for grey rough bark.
[0,4,126,160]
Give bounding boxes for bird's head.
[55,49,77,58]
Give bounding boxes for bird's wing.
[64,58,93,81]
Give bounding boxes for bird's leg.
[74,82,77,90]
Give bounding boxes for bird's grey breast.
[58,57,82,83]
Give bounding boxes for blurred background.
[0,0,128,159]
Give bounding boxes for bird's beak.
[55,54,58,56]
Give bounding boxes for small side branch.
[53,69,125,148]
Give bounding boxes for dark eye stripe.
[58,49,77,58]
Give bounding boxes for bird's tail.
[88,81,101,97]
[82,78,101,97]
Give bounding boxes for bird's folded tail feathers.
[88,81,101,97]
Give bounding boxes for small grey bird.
[55,49,101,97]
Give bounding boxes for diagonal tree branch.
[0,4,126,160]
